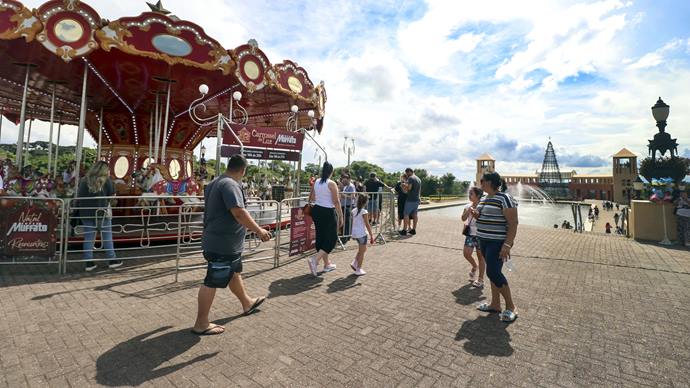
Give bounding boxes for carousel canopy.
[0,0,326,151]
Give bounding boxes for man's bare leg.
[403,215,410,231]
[412,213,418,230]
[193,286,224,333]
[228,273,257,312]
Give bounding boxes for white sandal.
[500,309,518,322]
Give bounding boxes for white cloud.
[5,0,690,183]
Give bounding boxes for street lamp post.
[343,136,355,168]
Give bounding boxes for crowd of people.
[191,158,520,338]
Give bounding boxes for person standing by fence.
[364,173,390,226]
[307,162,344,276]
[192,155,271,336]
[340,174,356,243]
[401,168,421,236]
[77,161,121,271]
[394,175,408,233]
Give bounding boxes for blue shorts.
[367,200,380,213]
[403,201,419,217]
[203,251,243,288]
[354,236,368,246]
[464,236,479,248]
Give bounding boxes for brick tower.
[612,148,638,204]
[476,153,495,186]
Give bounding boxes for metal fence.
[0,191,397,277]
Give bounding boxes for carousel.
[0,0,326,201]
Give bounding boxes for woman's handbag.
[462,210,472,236]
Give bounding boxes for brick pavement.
[1,215,690,387]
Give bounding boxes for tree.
[303,163,320,177]
[639,156,689,183]
[440,173,456,195]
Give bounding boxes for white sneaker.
[307,256,318,276]
[350,259,359,271]
[323,263,337,273]
[355,268,367,276]
[469,268,477,282]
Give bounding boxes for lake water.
[425,202,587,229]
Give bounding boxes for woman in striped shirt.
[471,172,519,322]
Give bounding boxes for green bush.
[639,156,689,183]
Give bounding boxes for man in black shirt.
[364,173,391,226]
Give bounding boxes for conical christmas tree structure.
[538,140,568,197]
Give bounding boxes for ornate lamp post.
[343,136,355,168]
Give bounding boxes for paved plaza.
[1,215,690,387]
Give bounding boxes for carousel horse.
[148,164,201,196]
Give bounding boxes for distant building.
[475,145,639,204]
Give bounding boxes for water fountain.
[511,182,556,205]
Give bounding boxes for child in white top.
[350,194,374,276]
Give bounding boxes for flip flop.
[477,303,501,314]
[243,296,266,316]
[191,324,225,336]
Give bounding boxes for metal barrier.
[0,190,396,277]
[275,192,396,268]
[63,195,204,273]
[0,196,65,273]
[174,198,282,281]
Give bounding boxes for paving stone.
[0,218,689,386]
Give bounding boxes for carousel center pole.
[215,113,222,178]
[148,110,153,166]
[97,106,103,160]
[25,118,33,166]
[161,81,172,164]
[153,93,160,163]
[74,63,88,197]
[0,106,4,145]
[15,64,32,170]
[53,120,61,179]
[47,83,56,177]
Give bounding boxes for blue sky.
[7,0,690,180]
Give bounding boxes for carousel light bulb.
[233,91,242,101]
[308,110,315,118]
[291,105,299,113]
[199,84,209,95]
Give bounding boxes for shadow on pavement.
[96,325,221,386]
[455,315,513,357]
[267,273,324,298]
[327,274,361,293]
[452,283,486,305]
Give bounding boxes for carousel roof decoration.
[0,0,41,42]
[0,0,327,155]
[36,0,101,62]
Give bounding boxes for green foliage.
[639,156,690,183]
[0,142,96,174]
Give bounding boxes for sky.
[4,0,690,180]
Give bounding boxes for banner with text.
[289,207,316,256]
[221,145,301,161]
[223,123,304,151]
[1,198,60,261]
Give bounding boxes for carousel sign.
[221,146,301,161]
[1,200,59,260]
[224,124,304,151]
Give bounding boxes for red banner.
[223,124,304,151]
[289,207,315,256]
[1,199,59,260]
[221,145,301,161]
